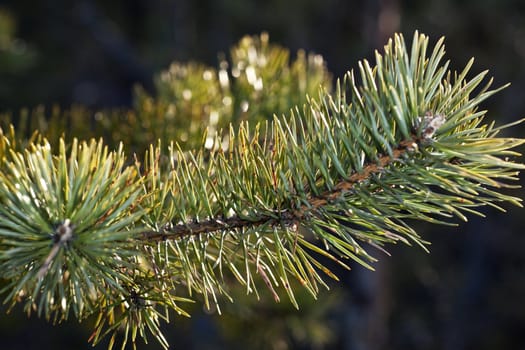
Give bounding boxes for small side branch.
[38,219,74,279]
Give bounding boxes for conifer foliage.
[0,32,524,349]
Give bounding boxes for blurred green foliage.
[1,33,330,156]
[135,32,330,150]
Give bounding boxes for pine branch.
[0,31,524,350]
[140,132,425,242]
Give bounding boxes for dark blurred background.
[1,0,525,349]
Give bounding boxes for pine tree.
[0,31,523,349]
